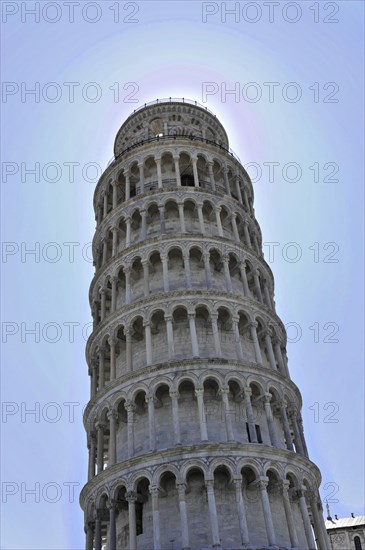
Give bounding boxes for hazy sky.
[1,1,364,547]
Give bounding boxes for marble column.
[108,500,116,550]
[140,208,147,240]
[231,213,240,242]
[232,316,244,359]
[233,478,250,545]
[192,157,199,187]
[279,402,294,451]
[264,393,280,447]
[169,390,181,445]
[289,408,304,455]
[165,315,174,358]
[144,321,152,366]
[273,339,286,375]
[235,175,243,203]
[138,162,145,193]
[103,191,108,218]
[155,157,162,188]
[223,167,231,196]
[142,259,149,297]
[161,254,169,291]
[215,207,223,237]
[203,252,212,289]
[125,401,136,458]
[85,521,94,550]
[184,254,192,289]
[125,326,132,372]
[96,421,106,474]
[100,288,106,321]
[280,480,299,548]
[243,221,252,247]
[189,313,199,357]
[111,227,118,256]
[211,313,222,356]
[178,203,186,233]
[159,205,166,233]
[98,347,105,389]
[249,322,263,364]
[309,491,330,550]
[208,162,216,191]
[125,267,131,304]
[253,269,263,303]
[298,488,316,549]
[205,480,220,547]
[125,217,131,247]
[221,388,234,442]
[258,479,276,546]
[150,486,161,550]
[111,277,117,313]
[197,204,205,233]
[88,432,96,480]
[146,395,156,451]
[239,262,250,297]
[94,511,102,550]
[126,491,137,550]
[124,170,130,201]
[264,330,277,370]
[107,410,118,466]
[244,387,258,443]
[195,388,208,441]
[223,255,233,292]
[109,337,116,381]
[174,156,181,186]
[112,180,118,209]
[177,483,191,549]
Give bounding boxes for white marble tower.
[80,99,330,550]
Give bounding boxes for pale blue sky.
[1,1,364,547]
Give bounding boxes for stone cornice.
[79,441,321,509]
[86,288,286,357]
[89,233,273,302]
[82,357,302,426]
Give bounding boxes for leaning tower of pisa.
[80,99,331,550]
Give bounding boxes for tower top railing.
[129,97,219,119]
[106,133,241,170]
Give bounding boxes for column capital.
[195,387,204,396]
[106,498,116,511]
[149,485,161,497]
[258,478,269,491]
[205,478,214,490]
[243,387,252,398]
[125,401,136,413]
[280,480,291,494]
[145,394,156,405]
[123,325,132,337]
[125,490,138,503]
[95,420,107,431]
[263,328,273,338]
[169,389,180,399]
[188,312,196,320]
[249,321,258,330]
[264,392,272,403]
[107,410,119,422]
[176,482,187,497]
